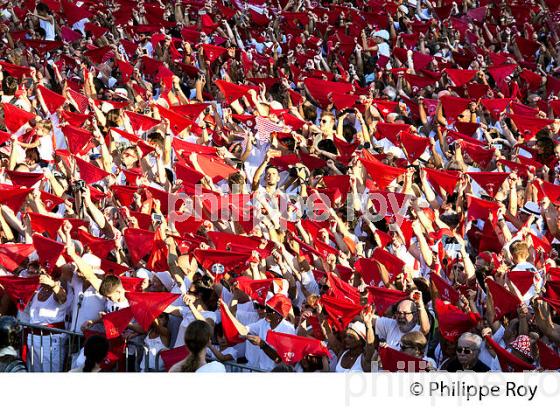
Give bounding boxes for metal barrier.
[153,348,263,372]
[20,322,83,373]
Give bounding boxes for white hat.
[135,268,153,280]
[82,253,104,275]
[154,271,175,292]
[373,30,390,41]
[113,87,129,100]
[347,321,367,340]
[521,201,540,216]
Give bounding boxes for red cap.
[220,301,245,346]
[485,335,535,372]
[320,294,363,332]
[103,307,134,339]
[379,346,429,372]
[0,275,39,311]
[434,298,479,342]
[485,278,520,320]
[430,273,461,304]
[266,331,330,365]
[2,103,35,133]
[37,85,66,114]
[28,212,63,239]
[77,230,115,259]
[126,291,179,332]
[5,170,44,188]
[265,293,292,319]
[366,286,407,316]
[32,233,65,273]
[123,228,155,265]
[467,172,509,198]
[424,168,461,195]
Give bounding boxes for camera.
[72,180,86,191]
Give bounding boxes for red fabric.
[304,77,353,108]
[360,157,406,190]
[440,95,470,120]
[320,295,363,332]
[125,110,161,133]
[123,228,155,265]
[220,302,245,345]
[379,346,429,372]
[488,64,517,86]
[466,195,500,221]
[0,276,39,311]
[40,189,70,210]
[430,273,460,304]
[326,271,360,304]
[424,168,461,195]
[5,170,44,187]
[507,271,534,296]
[0,243,35,271]
[536,340,560,370]
[193,248,250,271]
[399,132,430,162]
[77,230,115,259]
[160,346,188,371]
[481,98,511,120]
[215,80,256,104]
[28,212,63,239]
[147,228,170,272]
[266,331,330,365]
[2,103,35,132]
[74,156,110,184]
[102,307,134,339]
[0,187,33,213]
[32,234,65,273]
[156,105,194,135]
[509,114,553,140]
[126,291,179,331]
[37,85,66,114]
[485,335,535,372]
[62,125,93,155]
[366,286,407,315]
[434,299,479,342]
[485,278,520,320]
[375,123,411,145]
[0,61,32,78]
[467,172,509,198]
[445,69,477,86]
[119,277,144,292]
[192,154,237,182]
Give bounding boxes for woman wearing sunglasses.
[441,332,490,372]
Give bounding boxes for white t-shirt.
[196,361,226,373]
[68,274,105,333]
[174,309,217,348]
[375,316,420,348]
[246,318,295,371]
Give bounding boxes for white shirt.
[375,316,420,349]
[196,361,226,373]
[68,274,105,333]
[246,318,295,371]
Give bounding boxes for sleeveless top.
[335,350,364,373]
[28,291,66,325]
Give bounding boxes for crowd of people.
[0,0,560,373]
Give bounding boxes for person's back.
[0,317,27,373]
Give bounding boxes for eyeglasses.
[456,346,475,354]
[395,311,415,316]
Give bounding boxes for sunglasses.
[456,346,475,354]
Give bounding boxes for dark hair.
[99,275,122,297]
[83,335,109,372]
[25,148,41,164]
[180,320,212,372]
[2,76,18,95]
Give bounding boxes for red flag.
[215,80,256,104]
[509,114,553,140]
[360,157,406,190]
[77,230,115,259]
[146,228,169,271]
[266,331,331,365]
[466,195,500,221]
[126,291,179,331]
[484,335,535,372]
[366,286,407,315]
[62,125,93,155]
[379,346,429,372]
[193,249,250,272]
[0,276,39,311]
[507,271,535,296]
[32,234,65,273]
[123,228,155,265]
[434,299,478,342]
[320,295,363,332]
[102,307,134,339]
[0,243,35,271]
[220,301,245,345]
[124,110,161,133]
[2,103,35,132]
[445,69,477,87]
[485,278,520,320]
[37,85,66,114]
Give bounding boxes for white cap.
[113,87,129,100]
[82,253,103,275]
[154,271,175,292]
[347,321,367,340]
[373,30,390,41]
[135,268,153,280]
[521,201,540,216]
